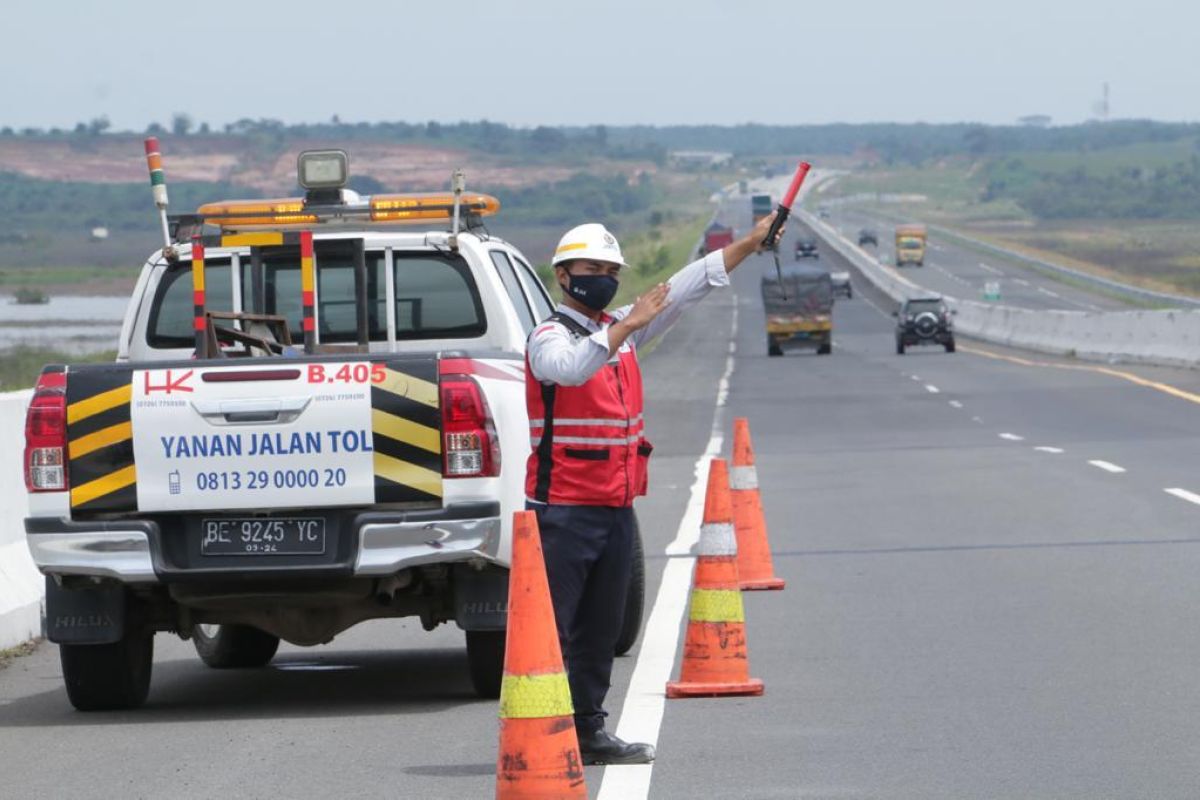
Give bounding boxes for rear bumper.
[25,501,502,584]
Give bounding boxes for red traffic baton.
[760,161,811,250]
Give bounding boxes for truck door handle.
[191,396,312,425]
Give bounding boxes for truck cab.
[23,149,644,710]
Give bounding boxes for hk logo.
[144,369,194,395]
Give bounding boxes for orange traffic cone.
[731,418,786,591]
[495,510,586,799]
[666,458,764,698]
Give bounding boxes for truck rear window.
[148,250,486,348]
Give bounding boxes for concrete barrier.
[804,212,1200,370]
[0,390,43,649]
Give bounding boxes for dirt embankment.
[0,136,643,194]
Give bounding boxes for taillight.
[24,371,68,492]
[440,375,500,478]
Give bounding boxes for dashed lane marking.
[925,384,940,393]
[979,262,1003,275]
[1014,279,1031,287]
[1089,460,1126,474]
[960,345,1200,408]
[999,433,1025,441]
[1038,287,1061,298]
[949,400,963,408]
[1165,488,1200,507]
[1035,446,1065,453]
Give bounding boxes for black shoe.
[577,728,656,765]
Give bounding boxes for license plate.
[200,517,326,556]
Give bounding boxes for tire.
[192,624,280,669]
[615,516,646,657]
[945,339,956,353]
[60,633,154,711]
[817,343,832,355]
[767,336,783,357]
[896,340,905,355]
[466,630,506,699]
[847,288,853,299]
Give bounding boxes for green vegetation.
[0,346,116,392]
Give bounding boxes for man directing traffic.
[524,211,783,764]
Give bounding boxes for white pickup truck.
[22,150,644,710]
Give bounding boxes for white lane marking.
[933,265,969,286]
[1014,279,1031,287]
[949,400,963,408]
[600,302,737,799]
[1165,488,1200,507]
[972,416,983,423]
[1034,446,1065,454]
[979,262,1003,275]
[1088,460,1126,474]
[1037,287,1061,299]
[910,375,921,381]
[925,384,940,394]
[999,433,1025,441]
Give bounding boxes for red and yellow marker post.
[190,235,206,357]
[300,231,316,354]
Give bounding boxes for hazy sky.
[3,0,1195,130]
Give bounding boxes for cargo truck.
[894,224,927,267]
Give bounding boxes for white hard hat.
[551,223,628,269]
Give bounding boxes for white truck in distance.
[22,150,645,710]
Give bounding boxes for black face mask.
[565,273,619,311]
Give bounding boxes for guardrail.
[802,211,1200,370]
[0,390,43,650]
[838,203,1200,309]
[924,223,1200,310]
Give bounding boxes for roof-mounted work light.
[298,150,349,203]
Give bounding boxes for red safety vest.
[525,313,652,507]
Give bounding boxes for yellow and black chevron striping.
[66,369,137,513]
[370,360,443,503]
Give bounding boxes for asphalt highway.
[828,207,1131,312]
[2,199,1200,798]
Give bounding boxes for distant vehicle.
[894,295,955,353]
[894,224,927,267]
[701,222,735,255]
[830,271,852,299]
[762,264,833,356]
[751,194,773,224]
[857,228,878,247]
[794,236,819,259]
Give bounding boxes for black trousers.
[528,502,634,735]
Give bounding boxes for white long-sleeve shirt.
[527,250,730,386]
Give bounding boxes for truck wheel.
[945,339,956,353]
[466,630,506,699]
[817,343,832,355]
[896,340,905,355]
[192,624,280,668]
[767,336,783,357]
[615,515,646,657]
[60,632,154,711]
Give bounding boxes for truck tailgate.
[65,357,442,514]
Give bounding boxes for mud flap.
[45,578,125,645]
[452,565,509,631]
